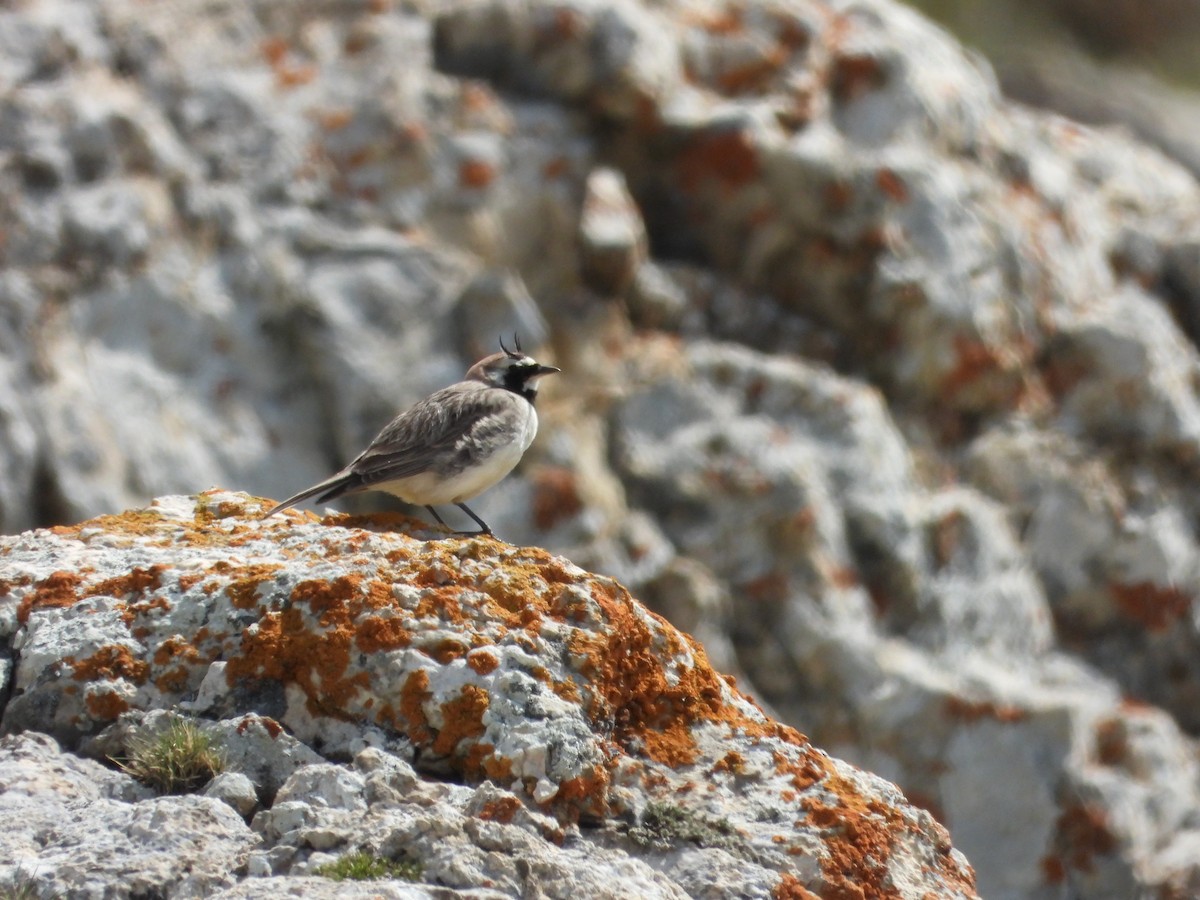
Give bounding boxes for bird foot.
[451,528,494,538]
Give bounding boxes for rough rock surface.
[2,0,1200,898]
[0,730,255,898]
[0,491,975,899]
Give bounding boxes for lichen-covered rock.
[0,491,977,899]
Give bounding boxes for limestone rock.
[0,491,977,899]
[0,731,256,898]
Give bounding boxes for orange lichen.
[17,570,84,622]
[940,335,1025,403]
[150,636,205,693]
[803,797,897,898]
[292,576,362,614]
[91,566,164,600]
[259,35,288,65]
[398,669,433,744]
[677,127,761,192]
[773,750,831,794]
[432,685,490,756]
[85,688,130,721]
[155,666,192,693]
[799,768,973,900]
[459,159,496,189]
[481,753,514,783]
[1041,854,1066,883]
[192,492,255,525]
[1041,353,1092,400]
[542,156,570,180]
[355,616,412,653]
[51,508,166,542]
[466,650,500,675]
[415,591,467,627]
[549,677,581,703]
[276,63,316,89]
[152,636,202,668]
[476,796,522,823]
[551,765,612,818]
[70,645,149,684]
[740,570,790,605]
[315,108,354,131]
[1110,581,1191,631]
[427,638,469,665]
[875,168,909,203]
[531,467,584,531]
[830,53,886,102]
[461,741,499,781]
[640,718,700,767]
[224,563,285,609]
[1094,716,1130,767]
[943,696,1027,724]
[224,603,369,718]
[122,595,171,623]
[1055,804,1117,873]
[712,751,746,775]
[235,715,284,739]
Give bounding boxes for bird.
[266,335,559,536]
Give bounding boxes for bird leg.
[454,502,493,536]
[424,505,451,530]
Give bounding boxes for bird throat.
[501,372,539,404]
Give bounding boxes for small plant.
[115,718,225,794]
[629,801,742,853]
[0,869,58,900]
[313,851,421,882]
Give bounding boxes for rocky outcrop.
[0,491,975,899]
[3,1,1200,898]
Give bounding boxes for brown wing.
[348,383,523,484]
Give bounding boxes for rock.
[213,880,457,900]
[205,771,260,818]
[611,339,1200,898]
[0,731,257,898]
[578,167,648,297]
[0,491,977,899]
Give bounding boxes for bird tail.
[265,470,360,517]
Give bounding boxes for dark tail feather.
[265,470,360,517]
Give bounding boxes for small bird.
[267,336,559,536]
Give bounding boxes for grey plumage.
[267,341,559,534]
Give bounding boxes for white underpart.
[374,402,538,506]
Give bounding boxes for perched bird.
[267,336,559,535]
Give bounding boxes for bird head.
[467,334,560,402]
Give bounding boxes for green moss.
[114,718,225,795]
[628,801,743,853]
[313,851,422,883]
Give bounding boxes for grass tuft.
[313,851,421,882]
[114,718,225,795]
[0,869,61,900]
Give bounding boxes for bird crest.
[498,333,523,359]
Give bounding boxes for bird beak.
[532,364,560,378]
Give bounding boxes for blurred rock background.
[909,0,1200,176]
[2,0,1200,897]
